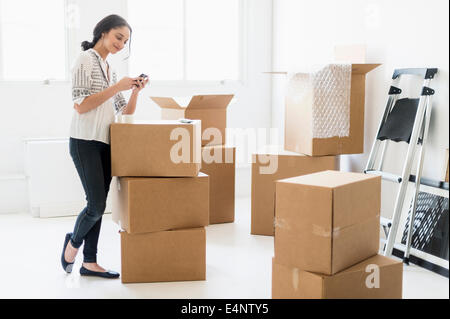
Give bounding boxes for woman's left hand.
[132,76,149,93]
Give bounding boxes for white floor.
[0,197,448,299]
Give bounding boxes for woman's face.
[102,26,130,54]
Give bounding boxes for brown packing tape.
[273,217,290,230]
[313,224,332,238]
[291,268,300,292]
[332,214,381,237]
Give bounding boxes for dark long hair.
[81,14,132,58]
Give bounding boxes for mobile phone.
[135,74,148,87]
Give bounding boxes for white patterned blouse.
[69,48,127,144]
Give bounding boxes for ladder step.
[364,170,403,183]
[380,217,392,228]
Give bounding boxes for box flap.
[351,64,381,74]
[187,95,234,110]
[151,95,234,110]
[150,97,185,109]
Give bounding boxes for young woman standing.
[61,14,149,278]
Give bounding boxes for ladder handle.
[392,68,438,80]
[364,169,402,183]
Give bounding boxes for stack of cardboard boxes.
[265,62,403,298]
[110,120,208,283]
[151,95,236,224]
[251,64,380,236]
[272,170,403,299]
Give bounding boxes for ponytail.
[81,40,95,51]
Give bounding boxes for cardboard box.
[111,173,209,234]
[284,64,381,156]
[275,170,381,275]
[121,228,206,283]
[251,151,337,236]
[110,120,201,177]
[151,95,234,146]
[272,255,403,299]
[201,145,236,224]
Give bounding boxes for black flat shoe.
[61,232,75,273]
[80,266,120,279]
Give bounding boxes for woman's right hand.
[115,77,138,92]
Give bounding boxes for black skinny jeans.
[69,137,112,263]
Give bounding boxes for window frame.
[124,0,248,88]
[0,0,73,84]
[0,0,248,88]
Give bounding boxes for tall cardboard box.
[272,255,403,299]
[151,95,234,146]
[110,120,201,177]
[251,151,337,236]
[275,170,381,275]
[121,228,206,283]
[285,64,381,156]
[111,173,209,234]
[201,145,236,224]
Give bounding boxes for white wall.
[0,0,273,213]
[272,0,449,218]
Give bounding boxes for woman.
[61,14,149,279]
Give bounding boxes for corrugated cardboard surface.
[272,258,323,299]
[272,255,403,299]
[151,95,234,146]
[120,228,206,283]
[285,64,380,156]
[112,174,209,234]
[201,146,236,224]
[110,120,201,177]
[274,170,381,275]
[251,153,336,236]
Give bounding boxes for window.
[127,0,241,82]
[0,0,67,81]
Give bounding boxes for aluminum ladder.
[364,68,438,262]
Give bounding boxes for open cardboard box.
[284,63,381,156]
[267,63,380,156]
[151,95,234,146]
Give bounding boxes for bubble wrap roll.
[287,64,352,138]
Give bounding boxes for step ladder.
[364,68,438,262]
